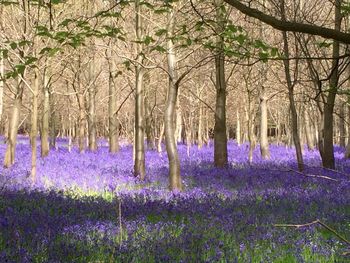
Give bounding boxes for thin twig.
[274,219,350,246]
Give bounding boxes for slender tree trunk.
[157,122,164,154]
[41,74,50,157]
[4,79,23,168]
[304,108,314,150]
[108,58,119,153]
[236,110,241,145]
[165,6,182,191]
[197,88,204,149]
[134,0,145,180]
[339,103,346,147]
[213,0,228,167]
[88,68,97,151]
[320,0,341,169]
[78,93,85,153]
[175,106,182,143]
[49,93,57,149]
[30,69,39,183]
[0,6,3,125]
[345,100,350,157]
[145,96,155,150]
[281,0,304,171]
[0,53,3,124]
[259,86,270,159]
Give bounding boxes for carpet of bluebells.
[0,136,349,262]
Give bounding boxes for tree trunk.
[236,109,241,145]
[108,57,119,153]
[0,53,3,124]
[134,0,145,180]
[281,0,304,171]
[165,6,182,191]
[145,96,155,150]
[213,0,228,168]
[4,80,23,168]
[157,122,164,154]
[304,108,314,150]
[41,74,50,157]
[88,67,97,151]
[259,86,270,159]
[339,103,345,147]
[197,88,204,149]
[30,69,39,183]
[78,93,85,153]
[175,106,182,143]
[320,0,341,169]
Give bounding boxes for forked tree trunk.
[213,0,228,167]
[4,79,23,168]
[165,6,182,191]
[134,0,145,180]
[259,86,270,159]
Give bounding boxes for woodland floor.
[0,137,349,262]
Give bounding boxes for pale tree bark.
[49,94,57,149]
[304,108,314,150]
[236,109,241,145]
[134,0,145,180]
[175,103,182,143]
[165,5,182,191]
[77,92,85,153]
[319,0,341,169]
[197,89,204,149]
[214,0,228,167]
[88,61,97,151]
[145,95,155,150]
[281,0,304,171]
[0,52,3,124]
[4,0,28,168]
[107,45,119,153]
[30,68,39,183]
[259,86,270,159]
[339,103,346,147]
[0,5,3,124]
[41,72,50,157]
[4,79,23,168]
[157,122,164,154]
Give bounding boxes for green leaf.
[10,42,17,50]
[151,45,166,53]
[24,56,38,65]
[0,49,8,59]
[259,52,269,62]
[143,35,154,45]
[15,64,25,75]
[155,29,167,37]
